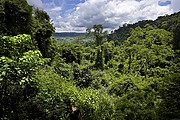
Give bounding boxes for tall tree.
[0,0,55,58]
[86,24,107,69]
[0,0,32,35]
[32,9,55,58]
[86,24,107,46]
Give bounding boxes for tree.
[157,74,180,120]
[86,24,107,46]
[0,0,32,35]
[0,34,47,119]
[0,0,55,58]
[86,25,107,69]
[103,41,114,65]
[121,25,174,77]
[32,9,55,58]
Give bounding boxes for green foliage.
[110,12,180,47]
[73,89,115,120]
[86,24,108,46]
[157,74,180,120]
[0,0,32,35]
[0,34,47,119]
[108,75,158,120]
[0,34,34,58]
[32,9,55,58]
[0,2,179,119]
[59,43,84,64]
[33,69,74,119]
[121,26,174,77]
[103,41,115,65]
[0,0,55,59]
[33,68,115,120]
[94,46,104,70]
[86,25,109,69]
[72,62,104,88]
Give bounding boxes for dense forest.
[0,0,180,120]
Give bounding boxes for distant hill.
[110,11,180,47]
[53,32,86,39]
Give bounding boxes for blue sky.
[42,0,85,17]
[27,0,180,32]
[158,0,171,6]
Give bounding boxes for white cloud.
[27,0,43,9]
[53,0,173,32]
[171,0,180,12]
[51,7,62,11]
[159,0,165,1]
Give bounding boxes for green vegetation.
[0,0,180,119]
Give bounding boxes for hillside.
[110,12,180,48]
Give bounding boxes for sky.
[27,0,180,33]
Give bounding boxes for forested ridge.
[0,0,180,120]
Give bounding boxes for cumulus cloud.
[53,0,172,32]
[27,0,43,9]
